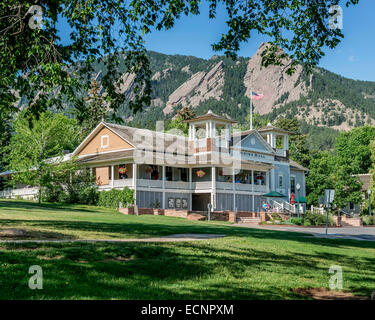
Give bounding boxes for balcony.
[192,181,212,190]
[113,179,133,188]
[164,180,190,190]
[137,179,163,188]
[216,181,268,193]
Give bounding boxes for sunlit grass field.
[0,199,374,299]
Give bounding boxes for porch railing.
[113,179,133,188]
[164,180,189,189]
[137,179,163,188]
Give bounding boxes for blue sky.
[142,0,375,82]
[57,1,375,81]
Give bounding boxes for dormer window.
[101,135,109,148]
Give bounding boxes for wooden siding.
[96,167,110,185]
[79,127,133,156]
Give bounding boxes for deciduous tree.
[6,111,80,203]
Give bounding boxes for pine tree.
[81,81,108,137]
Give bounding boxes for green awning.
[263,191,286,198]
[297,196,307,203]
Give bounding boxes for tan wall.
[79,127,133,156]
[96,167,109,185]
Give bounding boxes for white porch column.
[232,167,236,211]
[162,166,166,209]
[211,166,216,210]
[251,170,255,212]
[266,170,270,193]
[133,163,137,205]
[283,135,289,151]
[162,166,166,189]
[189,167,192,190]
[111,165,114,187]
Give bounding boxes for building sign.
[241,151,273,161]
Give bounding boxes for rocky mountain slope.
[92,43,375,134]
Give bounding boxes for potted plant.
[196,169,206,178]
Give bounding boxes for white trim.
[101,135,109,149]
[77,148,135,158]
[234,131,275,154]
[72,122,136,156]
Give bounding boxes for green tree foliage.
[98,187,135,209]
[6,112,80,203]
[77,80,108,138]
[43,168,99,205]
[274,117,311,168]
[1,0,360,121]
[306,151,363,210]
[368,140,375,207]
[335,125,375,174]
[165,106,196,136]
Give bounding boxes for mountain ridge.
[109,44,375,135]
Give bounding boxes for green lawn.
[0,199,374,300]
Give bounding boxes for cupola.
[184,110,237,154]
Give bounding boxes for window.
[290,177,296,193]
[179,168,188,182]
[166,167,173,181]
[254,171,266,186]
[278,175,283,188]
[101,135,109,148]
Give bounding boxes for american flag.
[251,91,264,100]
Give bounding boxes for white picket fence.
[0,187,39,200]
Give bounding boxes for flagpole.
[250,79,253,131]
[250,95,253,131]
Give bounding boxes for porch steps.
[235,217,260,224]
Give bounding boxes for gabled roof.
[231,130,275,154]
[72,121,189,157]
[104,122,188,154]
[258,123,295,134]
[289,159,309,172]
[72,122,136,156]
[183,110,237,124]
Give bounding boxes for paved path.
[235,224,375,241]
[0,233,226,244]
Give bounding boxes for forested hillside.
[50,45,375,151]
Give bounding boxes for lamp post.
[368,189,372,217]
[296,183,301,219]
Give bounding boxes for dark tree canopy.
[0,0,359,119]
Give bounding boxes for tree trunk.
[38,185,41,204]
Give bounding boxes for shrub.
[78,186,99,205]
[360,200,371,216]
[362,216,375,226]
[291,217,303,225]
[42,169,99,205]
[98,187,135,209]
[42,184,65,203]
[303,211,334,226]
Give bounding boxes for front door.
[192,193,211,211]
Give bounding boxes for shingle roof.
[104,122,189,154]
[258,123,295,134]
[289,159,309,172]
[76,150,134,164]
[183,110,237,124]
